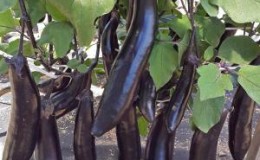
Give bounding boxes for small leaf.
[191,91,225,133]
[0,58,8,74]
[3,39,34,56]
[27,0,46,25]
[138,116,149,136]
[149,34,178,90]
[200,0,219,17]
[67,59,81,69]
[197,63,233,100]
[203,46,215,61]
[238,65,260,105]
[0,0,16,13]
[178,31,190,65]
[38,22,74,58]
[210,0,260,23]
[168,15,191,38]
[0,9,18,36]
[218,36,260,65]
[31,71,42,84]
[77,64,87,73]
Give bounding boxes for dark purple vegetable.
[3,54,41,160]
[189,110,228,160]
[166,30,197,133]
[116,105,141,160]
[101,10,119,76]
[74,73,96,160]
[246,117,260,160]
[92,0,157,136]
[34,99,62,160]
[137,70,156,122]
[144,104,175,160]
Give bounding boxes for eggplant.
[144,104,175,160]
[101,10,119,76]
[246,117,260,160]
[228,56,260,160]
[3,54,41,160]
[34,99,62,160]
[116,105,141,160]
[228,86,255,160]
[189,110,228,160]
[92,0,157,136]
[166,30,197,133]
[137,70,156,122]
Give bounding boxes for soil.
[0,74,260,160]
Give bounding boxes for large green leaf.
[201,0,218,17]
[38,22,74,58]
[195,16,225,47]
[210,0,260,23]
[197,63,233,101]
[0,0,16,13]
[218,36,260,65]
[0,9,18,36]
[45,0,115,46]
[168,15,191,38]
[149,34,178,90]
[238,65,260,105]
[191,91,225,133]
[26,0,46,26]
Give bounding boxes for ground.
[0,74,260,160]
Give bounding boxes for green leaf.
[26,0,46,25]
[210,0,260,23]
[178,31,190,65]
[0,0,16,13]
[218,36,260,64]
[238,65,260,105]
[0,9,18,36]
[67,59,81,69]
[200,0,219,17]
[38,22,74,58]
[31,71,42,84]
[45,0,115,46]
[195,16,225,47]
[149,34,178,90]
[191,91,225,133]
[3,39,34,56]
[77,64,87,73]
[203,46,215,61]
[0,58,8,74]
[138,116,149,136]
[197,63,233,100]
[168,15,191,38]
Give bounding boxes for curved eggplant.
[189,110,228,160]
[92,0,157,136]
[101,10,119,76]
[116,105,141,160]
[3,54,41,160]
[166,30,197,133]
[144,104,175,160]
[228,87,255,160]
[137,70,156,122]
[35,99,62,160]
[246,117,260,160]
[74,89,96,160]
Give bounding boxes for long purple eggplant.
[166,30,197,133]
[189,110,228,160]
[74,73,96,160]
[144,104,175,160]
[92,0,157,137]
[3,54,41,160]
[116,105,141,160]
[137,70,156,122]
[34,99,62,160]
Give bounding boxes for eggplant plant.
[1,0,260,160]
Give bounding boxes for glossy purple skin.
[92,0,157,137]
[116,106,141,160]
[166,30,197,133]
[3,55,41,160]
[145,108,175,160]
[190,111,228,160]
